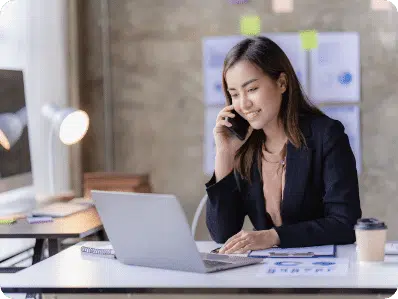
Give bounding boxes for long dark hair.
[222,36,323,183]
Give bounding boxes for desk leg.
[97,228,108,241]
[32,239,45,264]
[48,239,60,256]
[28,240,45,299]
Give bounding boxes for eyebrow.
[227,78,258,91]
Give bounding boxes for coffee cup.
[355,218,387,262]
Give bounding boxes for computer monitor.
[0,69,33,194]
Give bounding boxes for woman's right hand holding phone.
[214,105,251,154]
[213,105,252,181]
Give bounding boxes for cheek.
[256,89,282,110]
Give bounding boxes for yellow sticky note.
[272,0,294,13]
[371,0,393,10]
[299,30,318,50]
[240,15,261,36]
[0,219,16,224]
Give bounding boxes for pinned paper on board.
[371,0,395,10]
[204,106,222,175]
[321,105,361,174]
[299,30,318,50]
[240,15,261,35]
[272,0,294,13]
[309,32,360,103]
[264,33,308,93]
[202,36,245,106]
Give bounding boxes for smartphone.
[225,109,250,141]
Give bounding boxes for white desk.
[1,241,397,295]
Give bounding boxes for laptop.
[91,190,262,273]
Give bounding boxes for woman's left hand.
[218,229,280,254]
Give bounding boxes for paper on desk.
[257,258,349,276]
[249,245,335,257]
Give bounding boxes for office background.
[77,0,398,241]
[0,1,396,298]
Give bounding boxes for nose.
[240,94,253,111]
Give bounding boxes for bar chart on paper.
[257,258,349,276]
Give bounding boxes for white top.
[1,241,398,294]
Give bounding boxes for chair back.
[191,194,208,238]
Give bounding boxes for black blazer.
[205,114,362,248]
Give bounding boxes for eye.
[248,87,258,92]
[230,94,238,98]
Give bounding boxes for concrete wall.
[79,0,398,241]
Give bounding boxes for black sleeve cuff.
[273,225,293,248]
[205,170,238,199]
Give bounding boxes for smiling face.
[225,60,287,131]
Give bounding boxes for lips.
[245,109,261,120]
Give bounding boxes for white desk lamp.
[42,104,89,195]
[0,106,27,150]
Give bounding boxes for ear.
[277,73,288,94]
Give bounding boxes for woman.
[205,36,362,254]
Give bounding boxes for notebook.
[80,244,116,259]
[248,245,336,258]
[27,216,53,224]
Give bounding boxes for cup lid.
[355,218,387,230]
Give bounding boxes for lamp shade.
[0,107,27,150]
[42,104,89,145]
